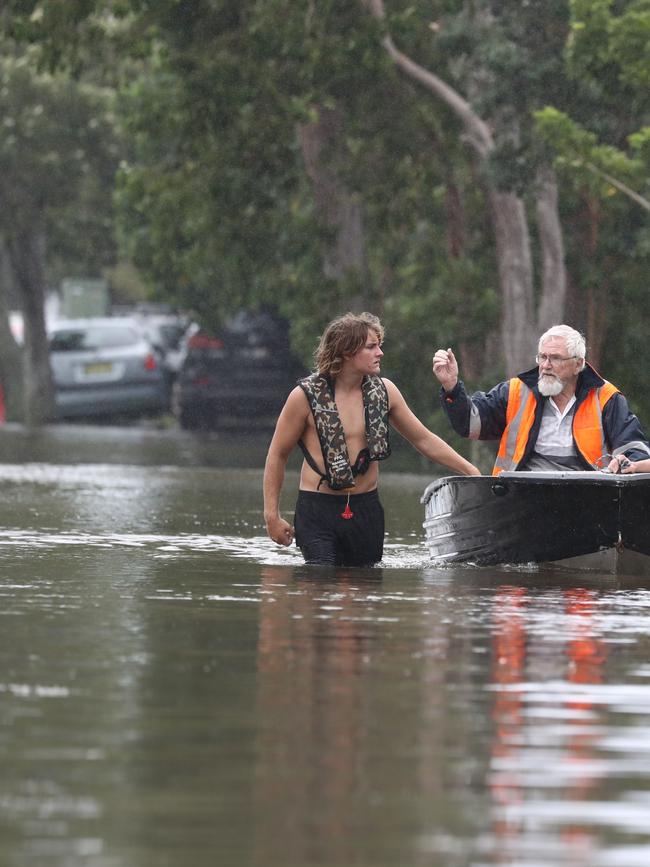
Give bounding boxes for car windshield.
[50,325,140,352]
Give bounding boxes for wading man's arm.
[385,379,481,475]
[263,388,309,546]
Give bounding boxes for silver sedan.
[49,317,168,420]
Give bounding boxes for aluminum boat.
[421,471,650,574]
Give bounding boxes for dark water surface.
[1,424,650,866]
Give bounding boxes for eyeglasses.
[536,353,577,366]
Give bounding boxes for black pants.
[294,489,384,567]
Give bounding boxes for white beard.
[538,374,563,397]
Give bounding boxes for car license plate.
[84,362,113,375]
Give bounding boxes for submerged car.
[174,311,306,430]
[49,317,168,420]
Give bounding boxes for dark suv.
[174,311,306,430]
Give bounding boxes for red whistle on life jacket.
[341,494,354,519]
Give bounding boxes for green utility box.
[61,278,109,318]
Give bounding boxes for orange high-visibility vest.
[493,378,619,476]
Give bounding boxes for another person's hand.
[432,347,459,392]
[266,516,295,546]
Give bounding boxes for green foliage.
[569,0,650,89]
[568,0,616,77]
[112,14,323,328]
[534,106,646,184]
[1,0,133,75]
[629,126,650,163]
[0,43,122,280]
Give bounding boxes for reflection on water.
[485,586,650,867]
[255,565,382,867]
[1,428,650,866]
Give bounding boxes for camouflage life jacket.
[298,373,391,490]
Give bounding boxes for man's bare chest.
[333,392,367,443]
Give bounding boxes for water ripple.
[0,529,428,568]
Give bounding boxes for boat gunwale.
[421,471,650,506]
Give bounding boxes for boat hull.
[422,471,650,573]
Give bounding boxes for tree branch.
[360,0,494,157]
[585,163,650,213]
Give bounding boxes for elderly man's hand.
[608,455,634,474]
[432,347,459,392]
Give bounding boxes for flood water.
[2,423,650,867]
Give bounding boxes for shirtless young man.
[263,312,480,567]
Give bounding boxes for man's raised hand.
[432,347,459,392]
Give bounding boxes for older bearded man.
[432,324,650,474]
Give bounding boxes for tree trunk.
[297,106,370,305]
[7,227,56,426]
[584,197,607,371]
[485,187,536,373]
[0,240,24,422]
[444,181,483,380]
[535,165,567,334]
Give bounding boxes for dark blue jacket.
[439,363,650,469]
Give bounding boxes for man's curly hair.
[314,312,384,377]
